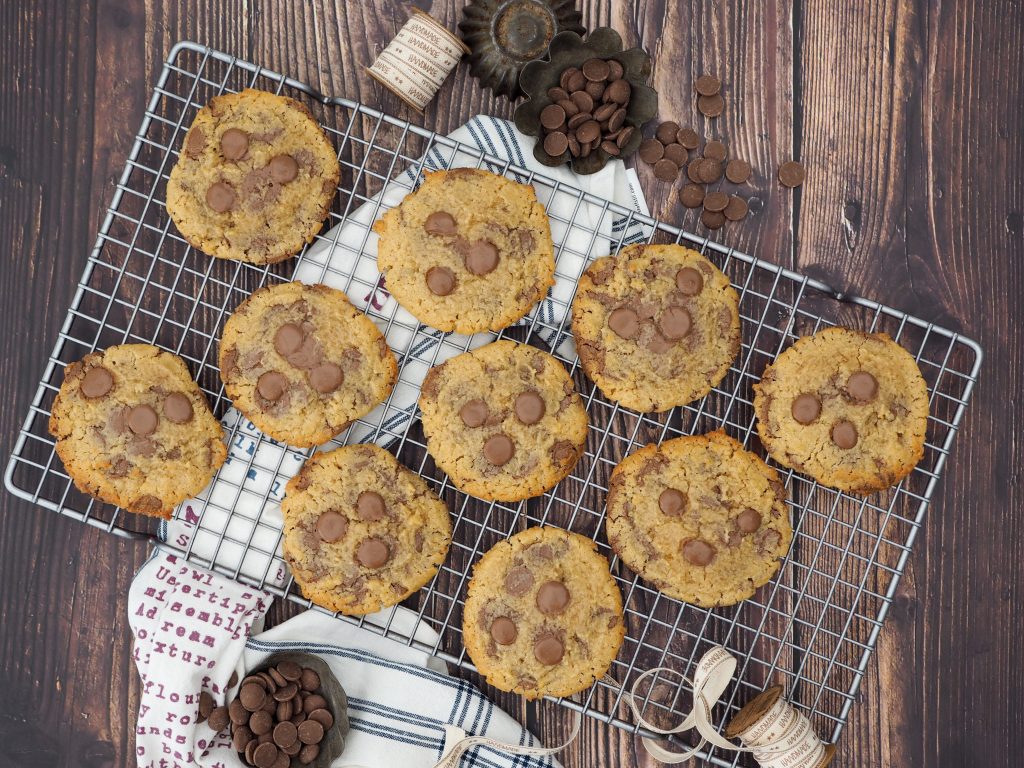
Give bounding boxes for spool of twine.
[365,9,470,113]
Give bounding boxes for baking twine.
[365,9,470,113]
[426,645,833,768]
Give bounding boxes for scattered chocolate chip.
[208,706,230,732]
[608,306,640,339]
[607,78,631,104]
[695,74,721,96]
[698,93,725,117]
[663,142,688,166]
[230,698,250,725]
[847,371,879,402]
[308,709,333,730]
[791,393,821,424]
[723,195,749,221]
[272,682,298,702]
[593,102,615,122]
[639,139,665,164]
[299,744,320,765]
[679,183,705,209]
[315,510,347,543]
[424,211,457,235]
[601,140,621,156]
[658,306,692,340]
[687,161,704,184]
[505,565,534,596]
[514,390,546,425]
[356,490,386,521]
[199,690,215,720]
[536,581,571,614]
[356,537,391,568]
[557,98,579,117]
[682,538,716,566]
[540,103,566,130]
[206,182,236,212]
[534,635,565,665]
[303,694,328,714]
[127,405,159,436]
[676,267,704,295]
[656,121,680,145]
[576,119,601,144]
[250,709,273,735]
[483,433,515,466]
[725,158,751,184]
[276,700,292,722]
[297,719,324,745]
[233,724,255,752]
[778,160,805,187]
[490,616,518,645]
[658,488,687,516]
[566,69,586,91]
[464,240,500,276]
[567,111,591,131]
[704,191,729,212]
[425,265,456,296]
[269,154,299,184]
[240,683,267,712]
[163,392,194,423]
[701,210,725,230]
[571,90,594,114]
[582,57,610,82]
[608,107,627,132]
[654,158,679,181]
[256,371,289,402]
[831,420,858,449]
[253,742,279,768]
[220,128,249,160]
[299,669,320,692]
[676,127,700,149]
[547,86,569,102]
[273,720,298,749]
[699,158,723,183]
[704,140,727,161]
[584,80,605,100]
[459,399,489,427]
[80,366,114,398]
[607,59,624,81]
[559,67,577,91]
[309,362,343,394]
[543,131,568,157]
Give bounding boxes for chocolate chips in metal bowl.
[206,652,349,767]
[515,27,657,174]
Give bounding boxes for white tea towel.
[166,115,651,589]
[129,549,559,768]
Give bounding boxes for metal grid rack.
[5,42,981,766]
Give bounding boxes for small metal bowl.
[514,27,658,175]
[247,651,350,767]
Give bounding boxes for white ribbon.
[432,710,582,768]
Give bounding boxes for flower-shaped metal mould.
[460,0,585,99]
[514,27,657,175]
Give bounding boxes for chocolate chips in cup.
[208,659,337,767]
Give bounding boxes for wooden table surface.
[1,1,1021,766]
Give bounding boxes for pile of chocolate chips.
[538,58,634,160]
[200,660,334,767]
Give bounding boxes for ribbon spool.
[365,9,470,113]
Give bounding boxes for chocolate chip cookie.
[753,328,929,493]
[372,168,555,334]
[219,282,397,448]
[462,527,625,700]
[606,431,792,608]
[282,444,452,615]
[417,340,588,501]
[166,89,339,264]
[48,344,227,519]
[571,243,741,412]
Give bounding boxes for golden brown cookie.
[753,328,929,493]
[219,282,397,448]
[372,168,555,333]
[48,344,227,519]
[463,527,625,700]
[282,444,452,616]
[166,89,339,264]
[417,340,588,501]
[571,243,740,412]
[606,431,792,608]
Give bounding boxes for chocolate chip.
[240,683,266,712]
[847,371,879,402]
[654,158,679,182]
[726,158,751,184]
[230,698,249,725]
[658,488,686,516]
[299,744,320,765]
[601,140,621,156]
[571,90,594,114]
[701,209,725,230]
[695,74,721,96]
[543,131,568,157]
[504,565,534,596]
[185,127,205,157]
[425,265,456,296]
[299,669,320,692]
[424,211,457,235]
[233,724,255,752]
[660,144,687,169]
[585,80,605,100]
[273,682,298,702]
[582,57,610,82]
[483,433,515,466]
[656,121,680,145]
[559,67,577,90]
[253,742,279,768]
[831,420,858,449]
[738,508,763,533]
[511,390,546,425]
[199,690,215,720]
[256,371,289,402]
[682,538,716,566]
[269,154,299,184]
[676,267,704,295]
[206,182,236,212]
[208,706,230,732]
[220,128,249,160]
[699,158,723,183]
[698,93,725,117]
[540,103,566,130]
[303,694,328,714]
[778,160,805,187]
[536,580,571,614]
[616,126,635,148]
[704,140,727,161]
[273,720,298,748]
[315,510,347,543]
[127,405,158,436]
[356,490,386,521]
[276,700,292,722]
[593,102,615,122]
[250,709,273,735]
[547,86,569,102]
[791,393,821,424]
[606,78,631,104]
[356,537,390,568]
[566,69,586,92]
[608,306,640,339]
[308,709,333,729]
[567,135,581,156]
[80,366,113,398]
[464,240,500,276]
[704,191,729,212]
[639,139,664,164]
[297,719,324,745]
[459,399,489,427]
[163,392,194,423]
[557,98,579,117]
[658,306,692,340]
[576,119,601,143]
[723,195,749,221]
[490,617,518,645]
[534,635,564,665]
[567,111,591,130]
[676,127,700,149]
[309,362,343,394]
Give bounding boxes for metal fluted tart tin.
[459,0,585,99]
[514,27,657,175]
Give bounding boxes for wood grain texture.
[0,1,1020,767]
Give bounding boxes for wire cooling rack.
[5,41,981,766]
